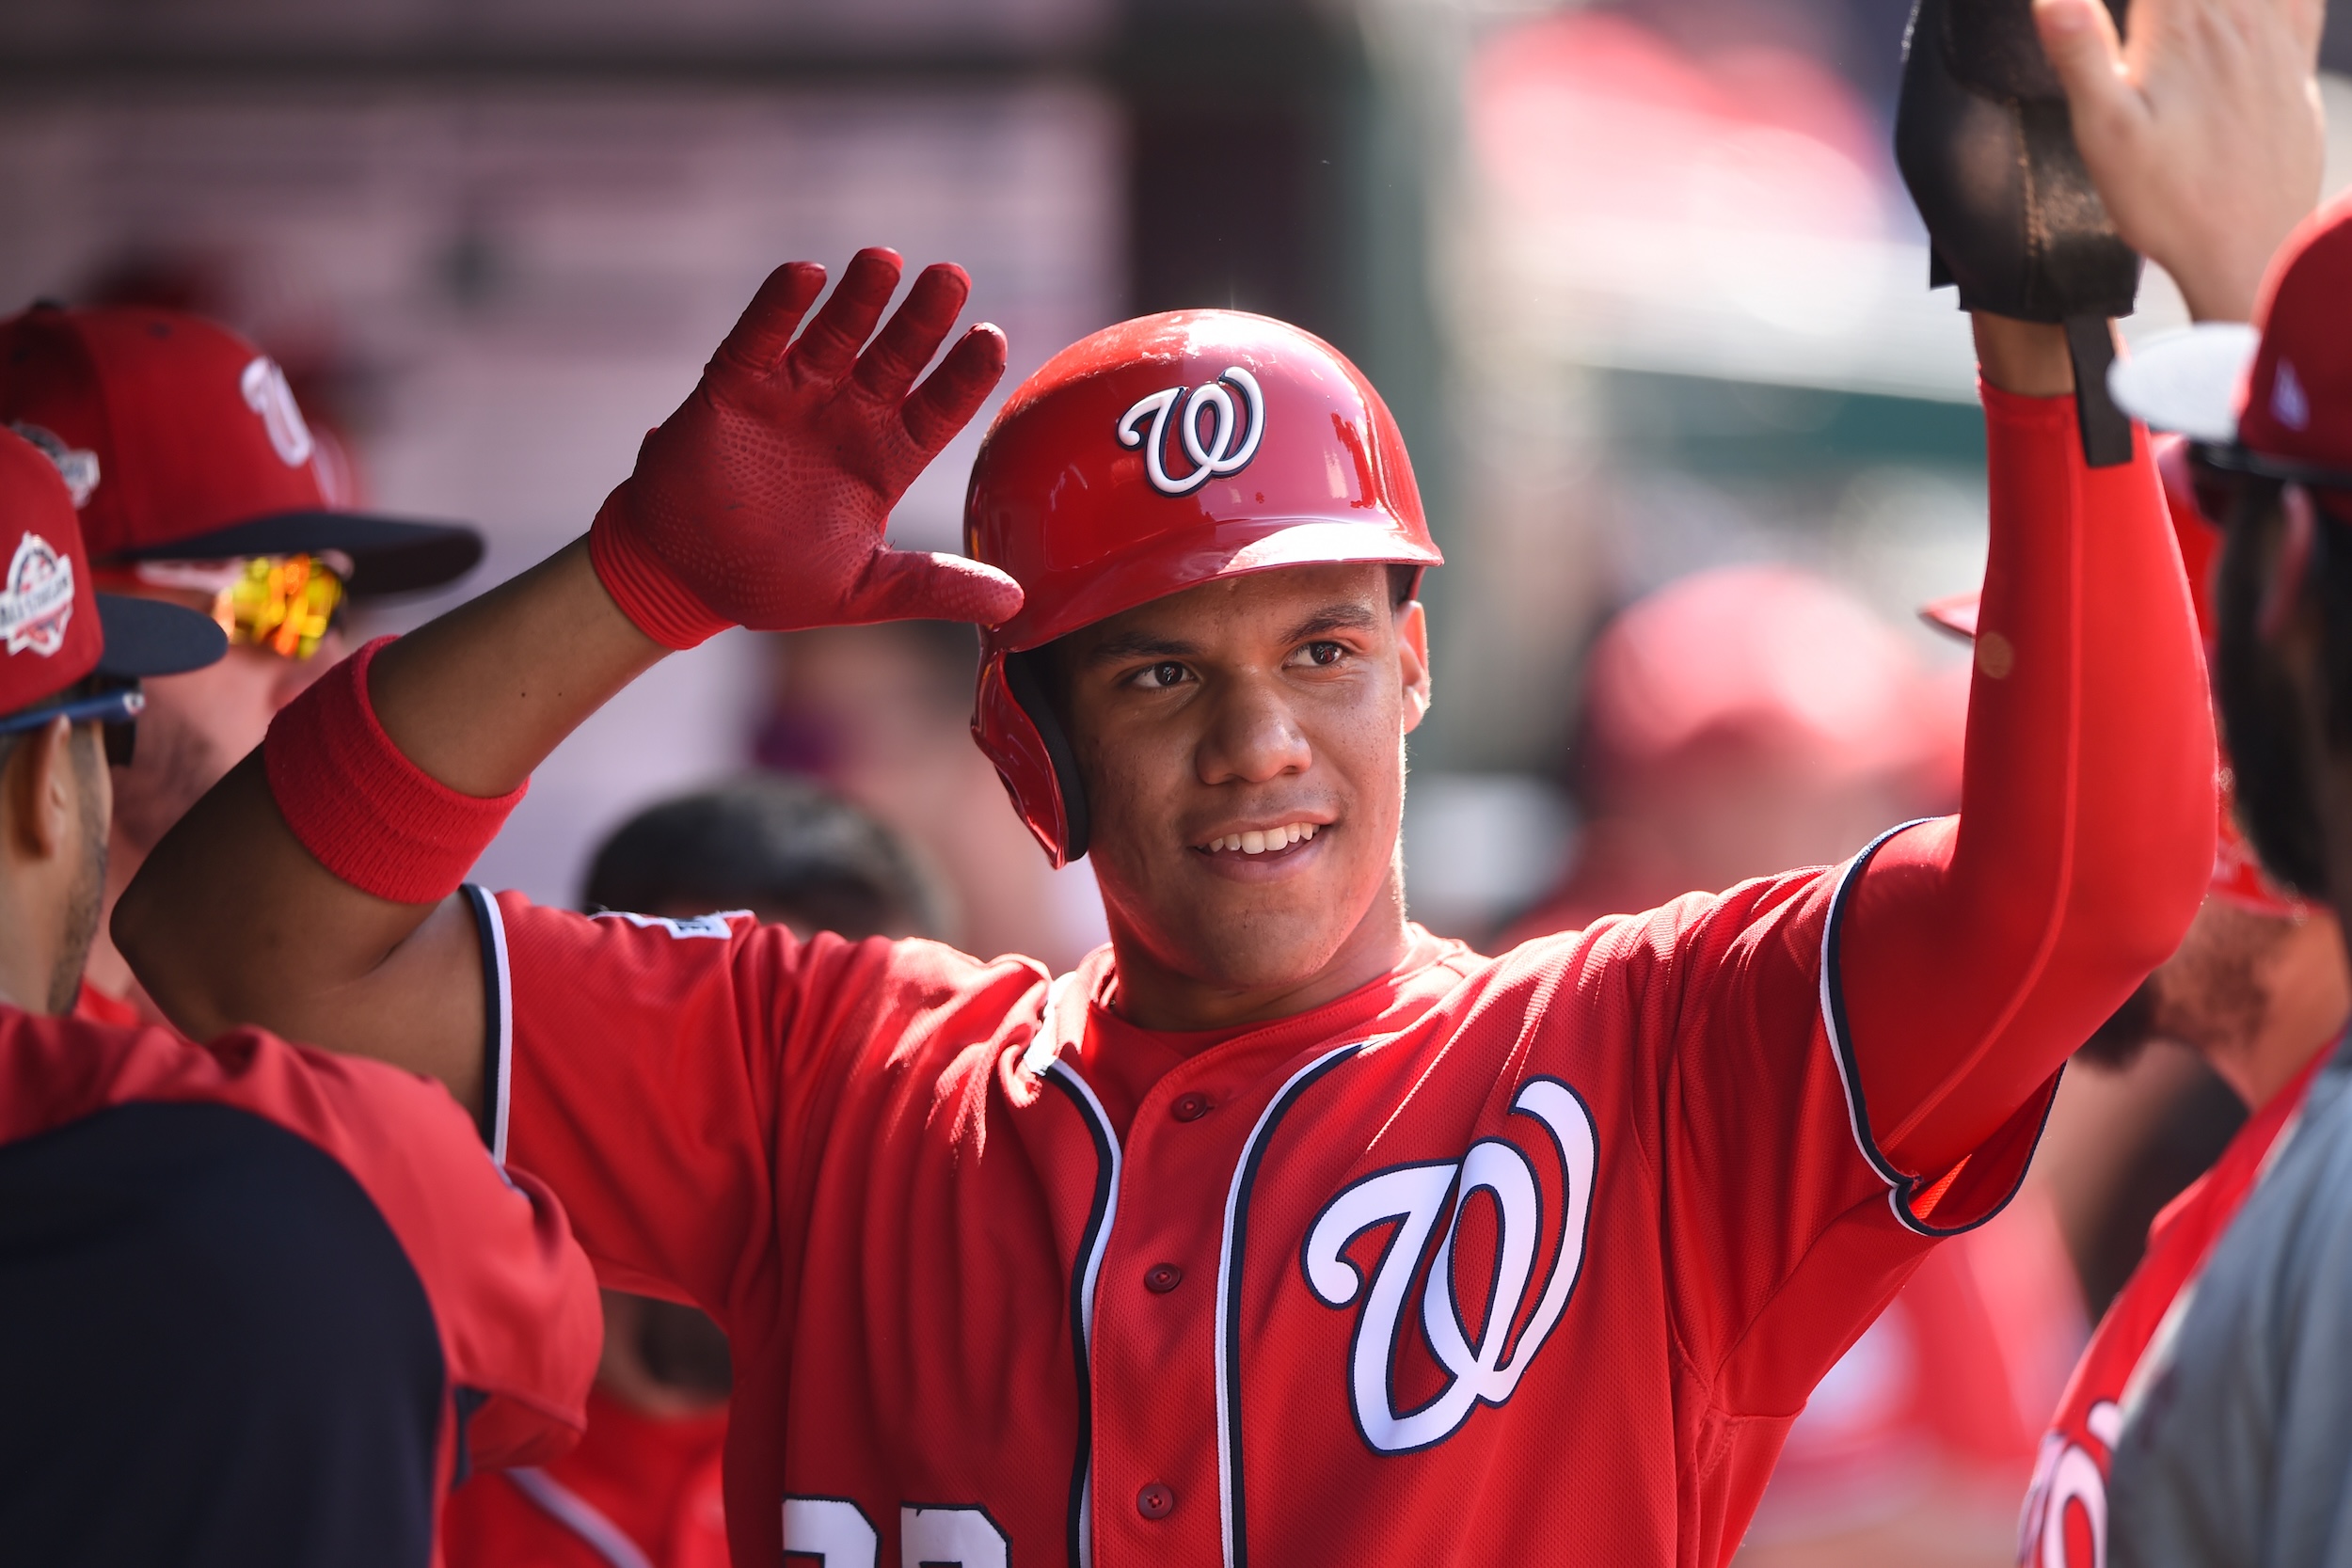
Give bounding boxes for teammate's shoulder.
[0,1002,473,1160]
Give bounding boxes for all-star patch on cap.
[2109,194,2352,478]
[0,304,484,597]
[0,428,224,721]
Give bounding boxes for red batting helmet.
[965,309,1443,866]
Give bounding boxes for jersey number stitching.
[783,1497,1010,1567]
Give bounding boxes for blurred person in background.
[1966,0,2347,1546]
[1498,565,1965,948]
[2060,119,2352,1568]
[0,426,598,1565]
[754,618,1106,970]
[444,776,944,1568]
[0,301,482,1025]
[1497,567,2083,1568]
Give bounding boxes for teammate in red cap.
[121,46,2266,1556]
[0,302,485,1026]
[1975,55,2352,1568]
[0,427,598,1565]
[1921,438,2351,1568]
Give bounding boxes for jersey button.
[1170,1092,1212,1122]
[1144,1262,1184,1293]
[1136,1483,1176,1520]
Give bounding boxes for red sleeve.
[1542,857,2060,1423]
[1503,386,2204,1441]
[1,1014,601,1471]
[1838,385,2214,1180]
[471,890,1046,1322]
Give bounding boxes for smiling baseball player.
[116,73,2229,1568]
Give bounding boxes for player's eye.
[1128,660,1190,690]
[1291,641,1347,669]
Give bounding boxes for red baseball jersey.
[2016,1040,2333,1566]
[0,1003,600,1565]
[443,1387,731,1568]
[71,976,143,1029]
[468,835,2056,1568]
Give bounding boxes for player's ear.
[1396,597,1432,733]
[1,716,76,863]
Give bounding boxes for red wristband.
[263,637,528,904]
[587,483,732,651]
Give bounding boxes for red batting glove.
[589,248,1023,648]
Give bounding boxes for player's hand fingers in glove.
[2035,0,2324,320]
[589,247,1023,648]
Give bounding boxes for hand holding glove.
[590,248,1023,647]
[2031,0,2324,324]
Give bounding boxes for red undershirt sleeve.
[1836,382,2214,1183]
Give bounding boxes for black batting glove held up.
[1896,0,2142,463]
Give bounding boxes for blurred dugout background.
[12,0,2352,952]
[13,1,2352,1561]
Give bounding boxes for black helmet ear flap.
[1003,646,1090,863]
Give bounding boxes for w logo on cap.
[240,356,316,468]
[0,532,74,657]
[2274,358,2313,433]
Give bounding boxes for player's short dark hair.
[581,775,945,941]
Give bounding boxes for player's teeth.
[1202,824,1320,852]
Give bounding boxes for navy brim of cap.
[95,593,228,680]
[108,510,485,599]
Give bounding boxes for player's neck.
[2208,897,2352,1110]
[1103,869,1414,1036]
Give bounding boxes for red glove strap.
[588,483,732,651]
[263,637,528,905]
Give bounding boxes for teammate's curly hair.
[2214,477,2352,899]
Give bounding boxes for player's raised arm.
[115,249,1016,1114]
[1833,0,2320,1180]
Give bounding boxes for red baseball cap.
[0,428,225,722]
[2109,193,2352,478]
[0,304,482,597]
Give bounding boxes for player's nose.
[1195,676,1311,788]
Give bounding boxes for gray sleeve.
[2109,1077,2352,1568]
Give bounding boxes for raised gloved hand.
[589,248,1023,648]
[1896,0,2140,463]
[1896,0,2141,324]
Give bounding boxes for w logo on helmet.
[1117,367,1266,497]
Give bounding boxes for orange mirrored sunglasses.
[210,555,346,660]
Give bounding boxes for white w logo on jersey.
[2019,1400,2122,1567]
[1302,1078,1598,1452]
